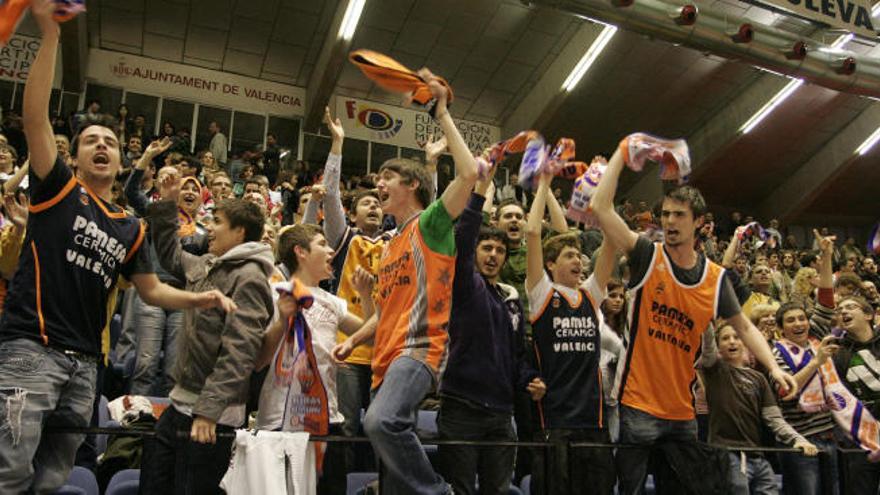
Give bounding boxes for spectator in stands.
[333,68,477,494]
[132,114,151,142]
[72,98,101,131]
[526,170,616,494]
[116,104,132,144]
[750,303,780,342]
[125,134,143,164]
[841,237,863,262]
[701,322,817,495]
[54,133,71,165]
[833,295,880,495]
[141,177,273,494]
[0,5,233,491]
[601,279,627,442]
[199,150,220,184]
[0,143,17,179]
[836,272,863,299]
[208,121,228,169]
[436,164,544,495]
[859,256,880,287]
[590,139,797,495]
[208,172,233,206]
[770,231,838,495]
[255,224,374,493]
[262,132,281,186]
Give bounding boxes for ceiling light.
[740,78,804,134]
[561,24,618,92]
[855,125,880,155]
[338,0,367,40]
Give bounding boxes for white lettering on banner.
[338,97,501,154]
[755,0,877,38]
[68,214,128,289]
[87,49,305,116]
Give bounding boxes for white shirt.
[257,284,348,430]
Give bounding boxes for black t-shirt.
[0,157,153,355]
[627,236,740,319]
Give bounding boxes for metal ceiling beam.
[502,22,606,135]
[530,0,880,98]
[303,1,354,133]
[756,101,880,223]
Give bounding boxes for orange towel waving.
[1,0,86,45]
[349,49,454,117]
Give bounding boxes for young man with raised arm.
[589,139,798,495]
[437,165,546,494]
[0,2,232,492]
[526,172,616,494]
[333,68,478,494]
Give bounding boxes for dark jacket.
[149,200,274,421]
[441,193,539,414]
[833,328,880,418]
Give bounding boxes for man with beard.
[437,166,546,494]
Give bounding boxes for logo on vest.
[551,316,597,353]
[646,301,696,353]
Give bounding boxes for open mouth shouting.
[92,152,110,167]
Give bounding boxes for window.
[0,80,14,115]
[124,93,159,133]
[160,99,194,145]
[60,92,81,124]
[302,133,330,165]
[370,142,397,172]
[84,83,123,116]
[195,106,232,155]
[342,138,368,179]
[231,111,265,156]
[267,116,300,158]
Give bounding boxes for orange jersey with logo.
[335,234,388,366]
[371,203,456,389]
[618,243,724,420]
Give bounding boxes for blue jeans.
[130,293,182,396]
[337,363,374,471]
[363,357,449,495]
[728,453,779,495]
[0,338,97,494]
[779,434,839,495]
[616,405,697,495]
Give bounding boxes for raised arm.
[590,150,639,253]
[322,106,348,247]
[815,229,835,290]
[423,134,447,203]
[588,240,616,292]
[2,162,30,195]
[419,69,478,219]
[546,188,569,234]
[126,138,171,216]
[22,0,61,179]
[525,173,551,293]
[721,228,743,269]
[147,171,199,279]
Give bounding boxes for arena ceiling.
[59,0,880,230]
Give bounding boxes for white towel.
[220,430,316,495]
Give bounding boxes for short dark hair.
[775,301,807,328]
[477,226,510,264]
[214,199,264,243]
[836,272,863,290]
[71,115,123,156]
[495,199,525,220]
[839,295,875,316]
[663,185,707,218]
[378,158,433,209]
[277,224,323,274]
[183,156,202,176]
[351,189,380,212]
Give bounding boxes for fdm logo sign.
[345,100,403,140]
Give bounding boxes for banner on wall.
[87,49,305,116]
[754,0,877,38]
[336,97,501,155]
[0,33,62,86]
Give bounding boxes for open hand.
[423,133,447,165]
[323,106,345,143]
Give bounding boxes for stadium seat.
[96,395,111,456]
[105,479,139,495]
[520,474,531,495]
[53,466,98,495]
[106,469,139,493]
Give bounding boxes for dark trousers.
[531,427,616,495]
[436,396,516,495]
[337,363,374,471]
[841,448,880,495]
[139,407,234,495]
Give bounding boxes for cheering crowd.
[2,2,880,494]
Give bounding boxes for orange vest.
[619,243,724,420]
[371,216,455,389]
[335,234,387,366]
